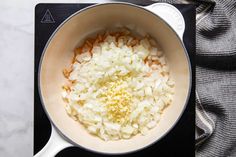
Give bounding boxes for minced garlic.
[100,79,132,123]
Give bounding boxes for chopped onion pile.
[62,29,175,141]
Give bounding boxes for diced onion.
[62,29,174,141]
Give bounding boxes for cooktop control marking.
[41,9,55,24]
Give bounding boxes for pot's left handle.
[34,125,72,157]
[145,3,185,39]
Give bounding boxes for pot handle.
[34,124,72,157]
[145,3,185,39]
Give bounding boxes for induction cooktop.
[34,3,195,157]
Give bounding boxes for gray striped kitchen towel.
[153,0,236,156]
[195,0,236,156]
[121,0,236,155]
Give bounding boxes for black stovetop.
[34,3,195,157]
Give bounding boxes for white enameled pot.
[35,2,191,156]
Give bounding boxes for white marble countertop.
[0,0,154,156]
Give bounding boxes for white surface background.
[0,0,156,156]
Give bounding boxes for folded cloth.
[195,1,236,156]
[151,0,236,156]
